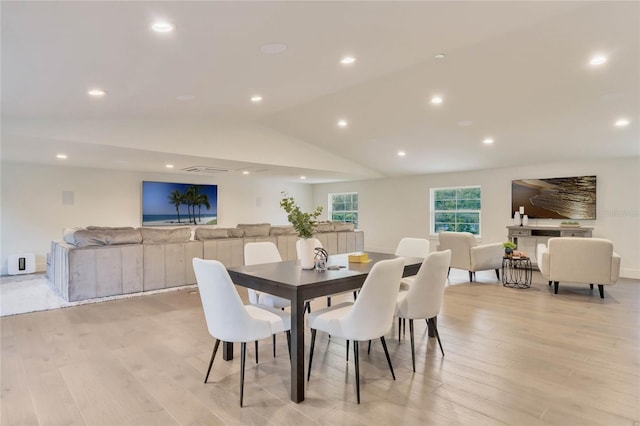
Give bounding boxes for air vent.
[182,166,229,173]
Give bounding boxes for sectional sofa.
[47,223,364,302]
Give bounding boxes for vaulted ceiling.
[2,1,638,183]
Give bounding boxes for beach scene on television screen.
[142,182,218,226]
[511,176,596,220]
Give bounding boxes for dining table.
[226,251,423,403]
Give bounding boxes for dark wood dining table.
[226,251,423,403]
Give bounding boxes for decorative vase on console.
[522,215,529,227]
[513,212,521,226]
[280,192,323,270]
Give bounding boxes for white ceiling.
[2,1,638,183]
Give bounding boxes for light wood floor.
[2,270,639,425]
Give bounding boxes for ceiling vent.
[182,166,229,174]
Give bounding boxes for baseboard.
[620,268,640,280]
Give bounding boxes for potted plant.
[503,241,517,256]
[280,192,323,268]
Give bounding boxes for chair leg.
[255,340,259,364]
[346,340,349,361]
[447,267,450,278]
[598,284,605,299]
[398,317,402,342]
[409,319,416,372]
[273,334,276,358]
[304,301,311,314]
[495,268,500,280]
[327,296,331,307]
[204,339,220,383]
[367,340,372,355]
[548,281,552,286]
[286,331,291,360]
[554,281,559,294]
[468,271,473,282]
[590,283,594,290]
[240,342,246,407]
[430,318,445,356]
[354,340,360,404]
[403,318,406,337]
[380,336,396,380]
[353,290,358,300]
[307,329,316,381]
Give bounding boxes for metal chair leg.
[367,340,372,354]
[272,334,276,358]
[255,340,259,364]
[380,336,396,380]
[346,340,349,361]
[554,281,559,294]
[204,339,220,383]
[286,330,291,360]
[304,301,311,314]
[430,318,445,356]
[398,317,402,342]
[469,271,473,282]
[598,284,605,299]
[495,268,500,280]
[409,319,416,372]
[240,342,246,407]
[354,340,360,404]
[307,329,317,381]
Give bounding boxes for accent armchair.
[536,237,621,298]
[437,231,503,282]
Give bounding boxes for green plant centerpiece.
[503,241,517,256]
[280,192,323,238]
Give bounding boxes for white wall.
[312,157,640,278]
[0,162,313,275]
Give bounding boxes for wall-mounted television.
[142,181,218,226]
[511,176,596,220]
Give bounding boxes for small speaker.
[8,253,36,275]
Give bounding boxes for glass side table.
[502,256,532,288]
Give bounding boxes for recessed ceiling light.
[431,95,443,105]
[251,95,263,103]
[483,138,494,145]
[56,154,67,159]
[337,119,348,128]
[152,22,174,33]
[397,151,406,157]
[165,164,174,168]
[589,55,607,66]
[242,171,250,175]
[615,118,630,127]
[434,53,446,59]
[260,43,287,54]
[300,176,307,180]
[88,89,106,97]
[340,56,356,65]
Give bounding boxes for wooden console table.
[507,225,593,264]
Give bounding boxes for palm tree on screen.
[196,193,211,223]
[168,190,183,223]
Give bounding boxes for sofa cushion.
[237,223,271,237]
[72,228,142,247]
[87,226,135,231]
[315,221,334,233]
[139,227,191,244]
[195,228,229,240]
[227,228,245,238]
[333,222,355,232]
[63,227,84,245]
[269,225,296,236]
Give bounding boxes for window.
[328,192,358,229]
[431,186,481,235]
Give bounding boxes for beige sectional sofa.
[48,223,363,302]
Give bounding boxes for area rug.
[0,274,196,317]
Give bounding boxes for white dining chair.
[306,257,405,404]
[395,237,430,291]
[395,250,451,372]
[244,242,292,358]
[192,258,291,407]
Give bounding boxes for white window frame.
[430,185,482,236]
[328,192,359,229]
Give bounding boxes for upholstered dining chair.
[395,237,431,290]
[395,250,451,372]
[437,231,503,282]
[192,258,291,407]
[244,242,292,358]
[306,257,405,404]
[537,237,621,298]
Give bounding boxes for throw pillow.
[138,227,192,244]
[195,228,229,240]
[237,223,271,237]
[333,222,355,232]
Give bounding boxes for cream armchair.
[537,237,621,298]
[437,231,503,282]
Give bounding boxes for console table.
[506,225,593,264]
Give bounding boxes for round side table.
[501,256,532,288]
